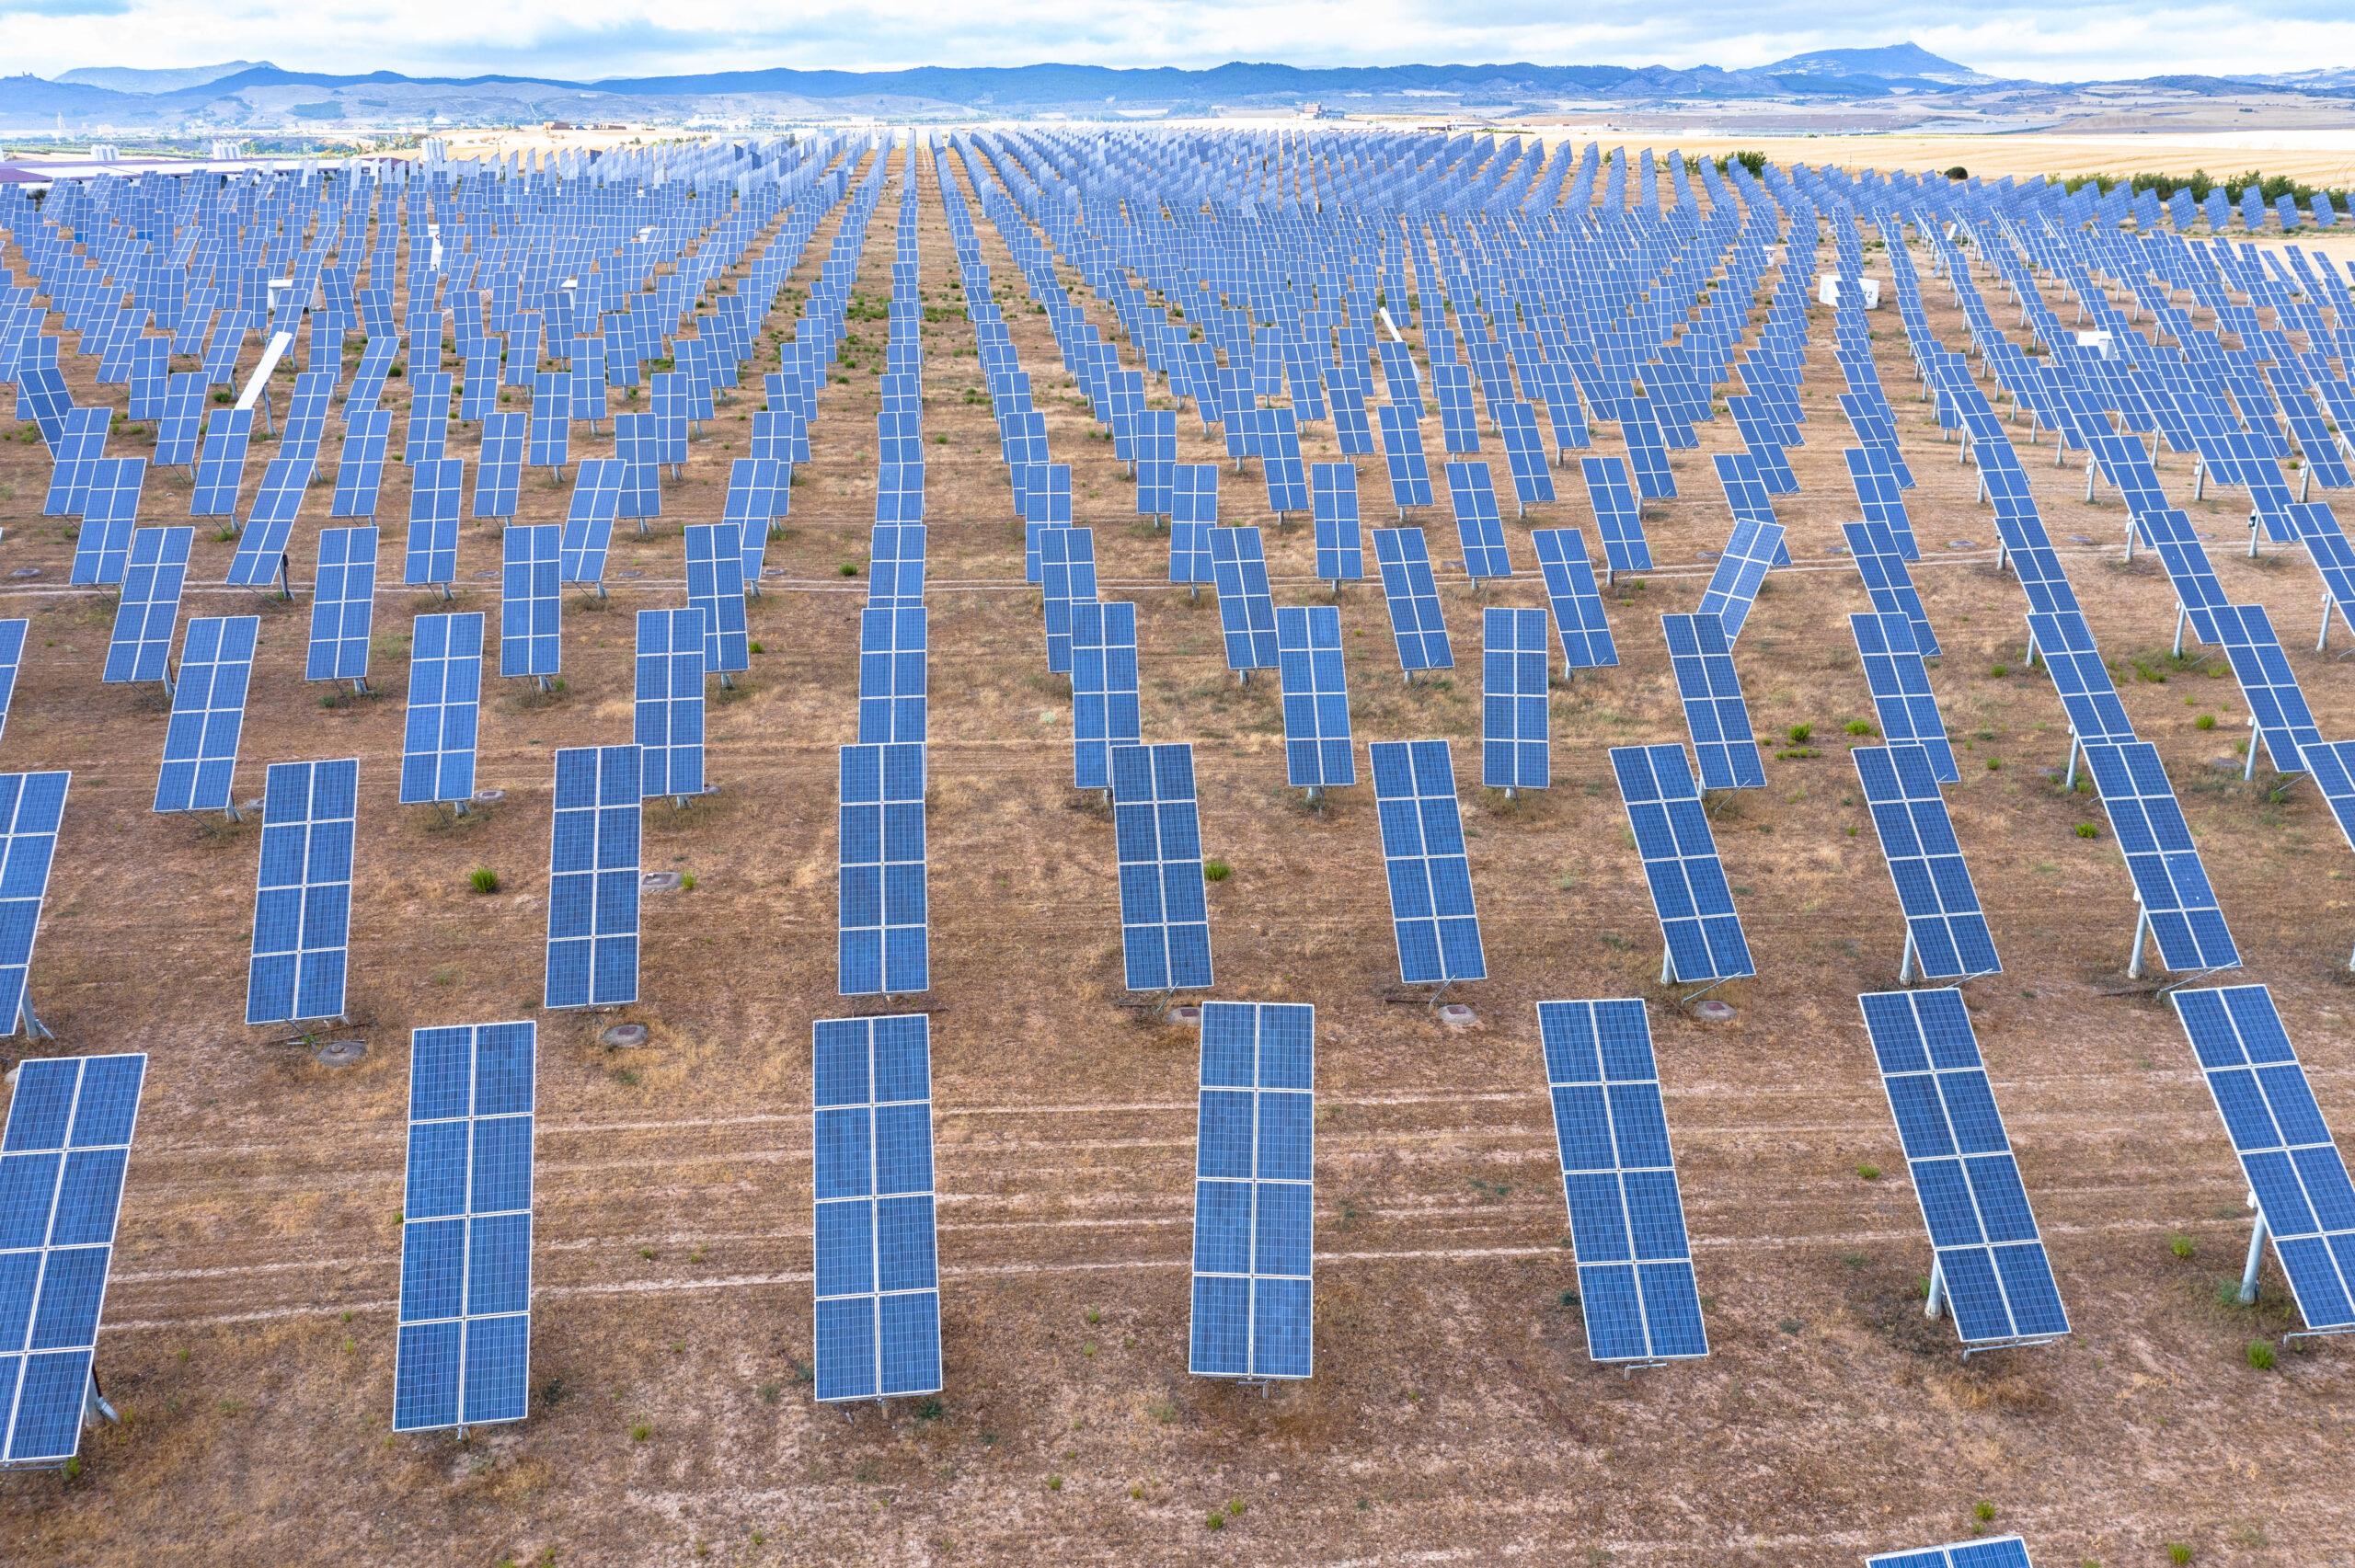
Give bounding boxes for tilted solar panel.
[1480,607,1550,790]
[1662,612,1763,791]
[838,742,928,997]
[2082,740,2239,974]
[1071,601,1140,791]
[544,745,640,1009]
[400,612,483,806]
[1210,527,1280,671]
[1609,743,1754,983]
[1110,742,1213,992]
[246,759,359,1024]
[811,1013,942,1401]
[1275,605,1354,790]
[1851,612,1957,783]
[1852,744,2000,979]
[154,615,258,814]
[1371,528,1453,674]
[1369,739,1486,984]
[635,608,706,799]
[102,529,190,685]
[1189,1001,1315,1380]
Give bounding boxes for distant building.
[210,139,246,161]
[88,143,119,163]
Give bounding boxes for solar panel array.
[838,742,929,997]
[634,608,707,799]
[1852,745,2001,979]
[1609,744,1754,983]
[1480,607,1550,790]
[246,759,359,1025]
[0,772,71,1036]
[1661,612,1763,792]
[1112,743,1212,992]
[1866,1536,2035,1568]
[812,1013,942,1401]
[544,744,641,1009]
[1275,606,1354,790]
[1189,1001,1315,1380]
[1537,999,1708,1363]
[1371,527,1453,673]
[1369,740,1486,985]
[400,613,483,806]
[154,615,258,814]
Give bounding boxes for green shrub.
[2076,822,2099,839]
[1844,719,1875,736]
[1989,663,2008,678]
[468,866,500,894]
[1786,722,1812,743]
[1856,1164,1881,1181]
[1203,859,1232,882]
[2195,714,2215,729]
[630,1423,652,1441]
[2169,1232,2196,1260]
[2246,1341,2276,1370]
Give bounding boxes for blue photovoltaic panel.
[1276,606,1355,789]
[2082,741,2239,973]
[43,406,109,517]
[1843,520,1939,657]
[1494,400,1557,508]
[1851,612,1957,783]
[1860,990,2068,1346]
[1111,742,1213,992]
[1039,525,1098,675]
[305,527,377,683]
[246,758,358,1024]
[1189,1001,1315,1380]
[394,1021,534,1433]
[399,613,483,806]
[685,523,751,675]
[2026,612,2135,744]
[1445,461,1513,579]
[500,526,562,680]
[526,372,569,468]
[1661,612,1764,792]
[0,772,69,1034]
[1481,607,1550,790]
[405,457,464,587]
[544,745,640,1010]
[838,742,929,997]
[811,1013,941,1401]
[1578,453,1653,577]
[2169,984,2355,1333]
[1695,517,1783,643]
[1610,744,1754,983]
[472,412,525,520]
[1865,1536,2034,1568]
[1536,999,1708,1363]
[0,1051,147,1467]
[858,606,928,747]
[154,615,258,813]
[1071,601,1140,791]
[1170,466,1218,584]
[1210,527,1280,671]
[103,530,190,685]
[557,460,623,586]
[868,523,926,611]
[225,456,308,588]
[1377,403,1434,511]
[634,609,706,799]
[1619,396,1676,498]
[1530,529,1617,671]
[1372,528,1453,673]
[1853,745,2001,979]
[1369,739,1486,984]
[332,409,391,519]
[68,458,144,587]
[1311,463,1363,582]
[1845,445,1921,559]
[2209,601,2322,776]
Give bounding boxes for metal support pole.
[1660,945,1676,986]
[2174,606,2188,660]
[2127,907,2151,981]
[2062,733,2081,791]
[2240,1199,2269,1305]
[1899,931,1918,986]
[1924,1259,1946,1321]
[2322,593,2337,654]
[2245,717,2260,782]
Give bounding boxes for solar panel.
[1039,525,1098,675]
[635,608,706,800]
[1860,988,2067,1349]
[2082,740,2240,975]
[1210,526,1280,672]
[1851,612,1957,782]
[838,742,928,997]
[0,766,63,1034]
[1536,998,1708,1363]
[394,1020,534,1433]
[154,615,258,814]
[465,411,523,521]
[856,604,929,747]
[1189,1001,1315,1380]
[1579,455,1651,576]
[1445,461,1513,580]
[1480,608,1550,790]
[2209,601,2320,776]
[0,1050,146,1467]
[1527,529,1617,671]
[103,529,190,685]
[1696,518,1783,643]
[304,527,377,684]
[684,523,751,676]
[1110,742,1213,992]
[246,758,358,1024]
[1071,601,1140,791]
[2025,611,2135,749]
[526,372,569,469]
[332,409,391,519]
[2168,984,2355,1334]
[226,456,308,589]
[811,1013,942,1401]
[1865,1534,2034,1568]
[499,525,562,681]
[43,406,109,517]
[1494,401,1557,509]
[1377,403,1434,512]
[1844,445,1920,558]
[551,459,621,589]
[545,744,640,1009]
[1370,527,1453,674]
[876,461,926,526]
[405,457,464,588]
[1275,606,1355,790]
[1619,396,1677,499]
[1369,739,1486,984]
[68,458,144,586]
[1310,463,1363,583]
[400,612,483,806]
[1609,743,1754,984]
[1843,521,1940,657]
[868,523,927,610]
[1661,612,1764,791]
[1853,745,2001,980]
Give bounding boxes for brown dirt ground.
[1,145,2353,1568]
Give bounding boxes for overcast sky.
[7,1,2351,85]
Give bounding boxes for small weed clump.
[2169,1232,2197,1260]
[2246,1341,2277,1370]
[2196,713,2216,729]
[1202,859,1233,882]
[468,866,500,894]
[2168,1545,2193,1565]
[1988,663,2008,678]
[1856,1164,1881,1181]
[2076,822,2100,839]
[1844,719,1875,736]
[630,1423,652,1441]
[1786,722,1812,743]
